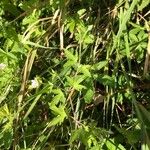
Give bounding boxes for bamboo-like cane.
[143,26,150,76]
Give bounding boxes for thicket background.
[0,0,150,149]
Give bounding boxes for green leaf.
[22,9,40,25]
[66,76,74,86]
[66,76,86,91]
[137,30,145,41]
[51,89,66,105]
[84,88,94,104]
[3,129,13,150]
[105,139,126,150]
[141,144,149,150]
[138,103,150,126]
[129,33,138,42]
[48,115,64,127]
[67,18,76,33]
[115,126,141,145]
[138,0,150,11]
[0,104,13,122]
[129,22,145,31]
[24,94,42,120]
[69,128,82,143]
[78,65,91,77]
[92,61,107,70]
[64,49,78,63]
[84,34,94,44]
[117,0,138,38]
[64,60,77,68]
[77,9,86,16]
[19,0,38,11]
[47,105,67,127]
[75,75,86,84]
[0,48,17,60]
[0,1,21,17]
[73,83,86,91]
[98,75,115,87]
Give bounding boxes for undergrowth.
[0,0,150,149]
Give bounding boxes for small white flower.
[0,63,6,70]
[31,79,39,89]
[29,76,42,90]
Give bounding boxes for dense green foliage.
[0,0,150,149]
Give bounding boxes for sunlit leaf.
[138,0,150,11]
[77,9,86,16]
[64,49,78,63]
[105,139,126,150]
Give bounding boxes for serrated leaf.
[66,76,86,91]
[50,105,63,115]
[48,115,63,127]
[0,104,13,121]
[66,76,74,86]
[48,105,67,127]
[74,84,86,91]
[78,65,91,77]
[64,49,78,63]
